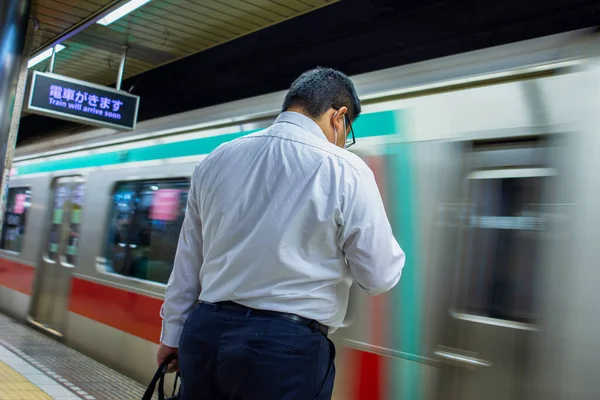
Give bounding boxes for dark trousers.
[178,302,336,399]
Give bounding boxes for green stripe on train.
[387,109,422,399]
[14,110,398,176]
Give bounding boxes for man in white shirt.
[157,67,405,399]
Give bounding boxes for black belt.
[212,300,329,336]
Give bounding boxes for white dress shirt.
[160,111,405,347]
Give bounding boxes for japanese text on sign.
[27,72,139,130]
[48,84,124,121]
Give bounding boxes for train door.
[30,176,85,336]
[434,138,558,400]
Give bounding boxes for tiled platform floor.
[0,313,152,400]
[0,360,50,399]
[0,350,77,399]
[0,361,51,399]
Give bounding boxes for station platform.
[0,313,151,399]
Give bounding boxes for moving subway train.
[2,29,600,399]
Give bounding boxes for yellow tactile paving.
[0,361,51,399]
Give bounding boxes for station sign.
[27,71,140,131]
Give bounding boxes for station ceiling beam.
[27,0,339,86]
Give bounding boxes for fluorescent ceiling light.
[27,44,66,69]
[97,0,152,26]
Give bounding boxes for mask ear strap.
[333,111,338,146]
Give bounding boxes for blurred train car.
[1,29,600,399]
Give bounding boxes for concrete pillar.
[0,0,32,229]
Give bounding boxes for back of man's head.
[282,67,362,122]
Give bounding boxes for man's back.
[194,111,404,329]
[158,67,405,400]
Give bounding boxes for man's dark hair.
[282,67,362,122]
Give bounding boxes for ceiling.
[28,0,339,86]
[18,0,600,144]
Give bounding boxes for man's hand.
[157,342,179,373]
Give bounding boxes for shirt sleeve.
[339,167,406,296]
[159,165,204,347]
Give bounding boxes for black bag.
[142,354,181,400]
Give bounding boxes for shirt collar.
[274,111,328,141]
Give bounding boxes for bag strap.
[142,353,178,400]
[171,372,181,398]
[158,370,181,400]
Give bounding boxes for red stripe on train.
[68,277,163,343]
[0,258,35,295]
[351,156,387,400]
[347,348,384,400]
[364,156,389,344]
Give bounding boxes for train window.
[65,182,85,265]
[46,179,85,265]
[457,170,554,325]
[104,178,190,284]
[0,188,31,253]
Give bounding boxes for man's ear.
[332,107,348,145]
